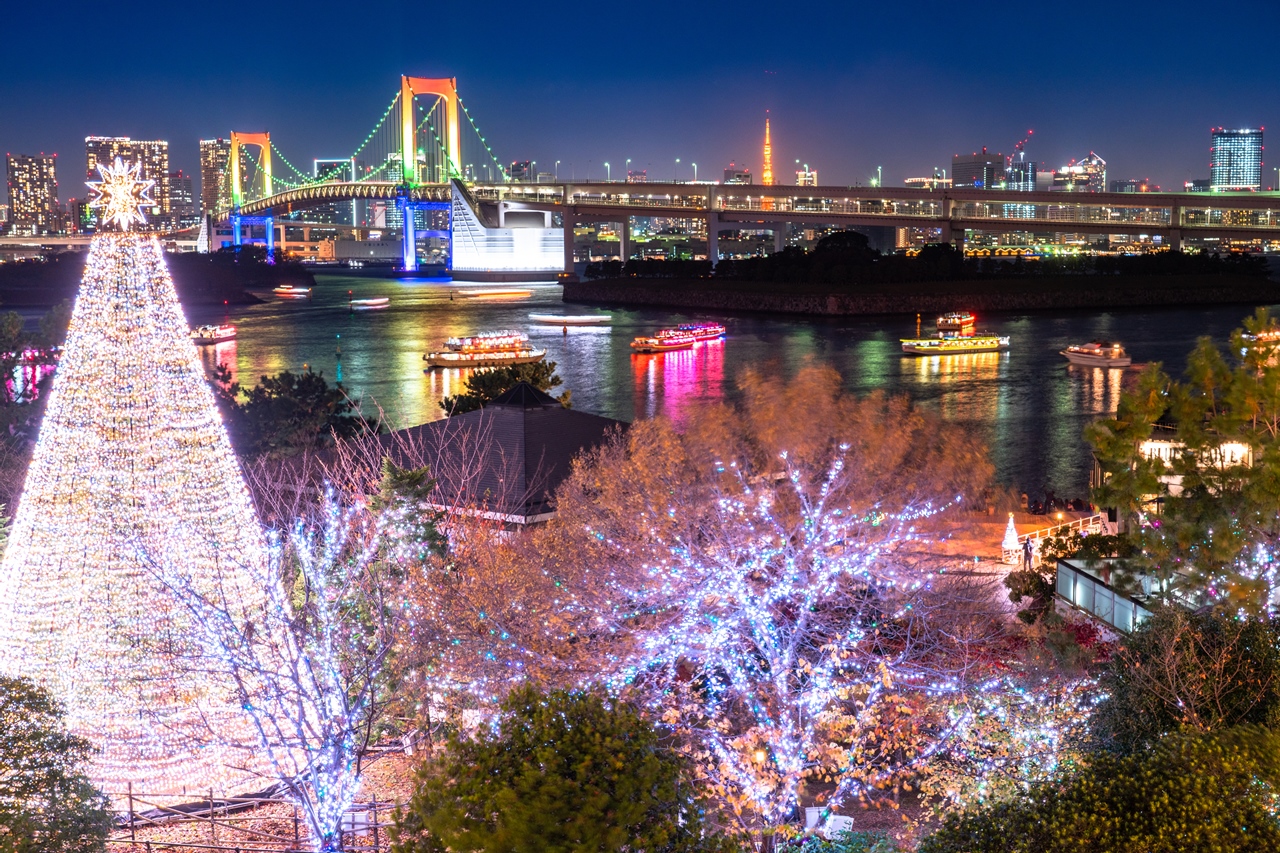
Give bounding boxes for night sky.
[2,0,1275,202]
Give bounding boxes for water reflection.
[182,275,1279,495]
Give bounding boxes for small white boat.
[350,297,390,310]
[1061,341,1131,368]
[274,284,312,298]
[191,324,237,345]
[528,313,612,325]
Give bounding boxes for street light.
[675,158,680,182]
[555,160,560,181]
[692,162,698,182]
[605,161,611,182]
[626,158,631,181]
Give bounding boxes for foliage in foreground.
[390,686,728,853]
[0,676,111,853]
[440,360,569,415]
[919,726,1280,853]
[777,829,897,853]
[213,366,380,458]
[1090,607,1280,756]
[1088,307,1280,611]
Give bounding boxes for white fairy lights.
[86,156,154,231]
[0,225,271,798]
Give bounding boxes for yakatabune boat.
[423,330,546,369]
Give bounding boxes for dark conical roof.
[489,381,560,408]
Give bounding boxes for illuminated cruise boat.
[901,333,1010,355]
[901,310,1008,355]
[349,297,390,310]
[528,312,612,325]
[1061,341,1131,368]
[424,330,546,369]
[631,329,697,353]
[676,322,727,341]
[273,284,312,298]
[190,324,237,345]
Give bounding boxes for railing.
[1002,513,1108,567]
[1056,558,1153,633]
[108,788,395,853]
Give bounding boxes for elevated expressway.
[225,181,1280,270]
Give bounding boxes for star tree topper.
[86,157,154,231]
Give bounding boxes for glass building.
[1210,127,1263,192]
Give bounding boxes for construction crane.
[1006,129,1034,170]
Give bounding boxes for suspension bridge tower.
[229,131,275,261]
[398,76,461,270]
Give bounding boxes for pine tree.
[0,159,272,797]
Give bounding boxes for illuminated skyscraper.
[312,158,356,225]
[1051,153,1107,192]
[796,168,818,186]
[5,153,59,235]
[85,137,169,225]
[199,138,234,217]
[1210,128,1263,192]
[168,170,197,228]
[762,116,774,186]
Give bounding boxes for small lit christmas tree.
[1003,512,1020,552]
[0,158,270,796]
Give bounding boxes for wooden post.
[128,782,136,842]
[294,806,300,847]
[209,789,216,845]
[372,801,379,851]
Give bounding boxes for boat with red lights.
[676,322,727,341]
[424,330,546,369]
[901,311,1009,355]
[273,284,312,298]
[631,329,697,353]
[936,312,976,334]
[190,324,237,345]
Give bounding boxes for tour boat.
[458,288,533,300]
[1061,341,1132,368]
[631,330,698,353]
[936,312,977,334]
[350,297,390,310]
[190,324,237,345]
[901,333,1010,355]
[528,313,613,325]
[273,284,312,298]
[677,322,727,341]
[424,330,546,369]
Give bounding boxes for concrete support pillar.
[618,217,631,262]
[265,216,275,264]
[1169,204,1184,251]
[707,213,720,267]
[232,214,242,247]
[563,214,576,273]
[399,196,417,271]
[498,202,506,227]
[773,224,786,253]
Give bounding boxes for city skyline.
[1,0,1275,204]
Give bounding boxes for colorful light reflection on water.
[181,275,1277,496]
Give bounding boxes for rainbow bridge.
[218,77,1280,275]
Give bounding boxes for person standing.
[1022,538,1034,569]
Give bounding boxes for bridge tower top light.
[229,131,271,209]
[401,76,460,185]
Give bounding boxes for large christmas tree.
[0,158,269,796]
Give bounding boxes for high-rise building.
[199,138,233,216]
[795,168,818,187]
[509,160,532,182]
[85,137,169,225]
[1210,127,1263,192]
[951,149,1005,189]
[168,170,198,229]
[311,158,355,225]
[5,153,59,235]
[1004,158,1036,191]
[1051,153,1107,192]
[723,162,752,184]
[0,204,8,225]
[762,117,774,186]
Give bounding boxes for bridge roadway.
[231,180,1280,251]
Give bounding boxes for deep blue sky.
[1,0,1274,202]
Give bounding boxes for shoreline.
[563,274,1280,317]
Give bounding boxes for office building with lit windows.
[1210,127,1263,191]
[311,158,356,225]
[795,168,818,187]
[85,136,169,225]
[199,138,233,216]
[951,149,1005,189]
[5,153,59,235]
